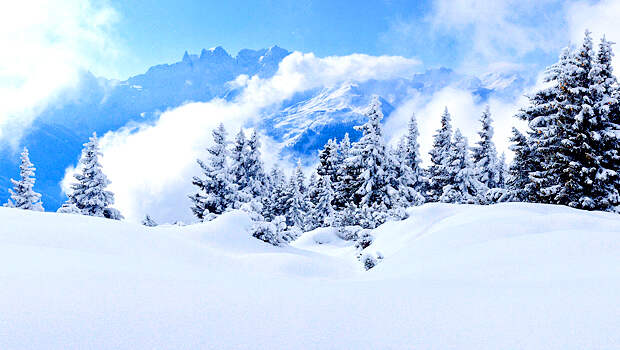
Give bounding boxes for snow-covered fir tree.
[284,173,307,228]
[472,106,499,190]
[262,168,290,221]
[440,129,484,204]
[343,98,395,227]
[307,175,335,230]
[496,152,508,189]
[142,214,157,227]
[586,36,620,211]
[428,107,454,201]
[390,141,424,207]
[333,134,352,209]
[507,127,535,201]
[400,113,427,196]
[4,147,43,211]
[243,130,268,199]
[190,123,236,220]
[229,129,249,204]
[294,161,307,195]
[59,133,122,220]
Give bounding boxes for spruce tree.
[60,133,122,219]
[308,175,335,229]
[285,174,306,228]
[401,113,427,195]
[333,134,352,209]
[190,123,236,220]
[507,127,534,201]
[142,215,157,227]
[440,129,484,204]
[230,129,249,205]
[428,107,454,201]
[587,36,620,211]
[4,147,43,211]
[391,141,424,206]
[472,106,499,189]
[350,99,392,207]
[244,130,267,199]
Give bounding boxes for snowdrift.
[1,203,618,349]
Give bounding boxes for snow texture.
[1,203,618,349]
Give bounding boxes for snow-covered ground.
[1,203,618,349]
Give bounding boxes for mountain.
[1,203,618,348]
[0,47,528,211]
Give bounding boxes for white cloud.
[566,0,620,73]
[71,52,420,223]
[0,0,120,147]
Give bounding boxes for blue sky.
[111,0,432,77]
[103,0,620,80]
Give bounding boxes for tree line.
[3,31,618,245]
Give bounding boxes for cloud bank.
[79,53,421,223]
[0,0,120,147]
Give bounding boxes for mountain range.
[0,46,527,210]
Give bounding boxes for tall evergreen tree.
[472,106,499,189]
[4,147,43,211]
[587,36,620,211]
[333,134,352,209]
[230,129,249,204]
[391,141,424,206]
[284,174,306,228]
[440,129,484,204]
[346,98,394,212]
[60,133,122,219]
[428,107,454,201]
[496,152,508,189]
[401,112,427,195]
[190,123,236,220]
[307,175,335,229]
[507,127,535,201]
[244,130,267,199]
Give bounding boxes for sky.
[97,0,618,79]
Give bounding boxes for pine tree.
[333,134,352,209]
[391,141,424,207]
[4,147,43,211]
[60,133,122,219]
[428,107,454,201]
[516,45,570,204]
[440,129,484,204]
[586,36,620,211]
[507,127,534,201]
[229,129,249,205]
[344,98,394,227]
[294,160,307,195]
[244,130,267,199]
[317,138,339,181]
[263,170,290,221]
[142,215,157,227]
[544,30,598,208]
[284,174,306,228]
[496,152,508,189]
[472,106,499,189]
[401,113,427,195]
[190,123,236,220]
[308,175,335,229]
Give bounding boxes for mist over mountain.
[0,46,527,211]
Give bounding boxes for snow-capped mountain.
[0,46,528,210]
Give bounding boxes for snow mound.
[1,203,618,349]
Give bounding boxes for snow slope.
[1,203,618,349]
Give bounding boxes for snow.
[1,203,619,349]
